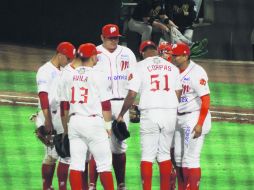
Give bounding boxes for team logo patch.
[200,78,206,85]
[121,60,129,71]
[128,73,133,81]
[77,67,86,74]
[110,27,116,33]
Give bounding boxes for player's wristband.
[104,121,112,130]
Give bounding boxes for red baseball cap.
[102,24,122,38]
[139,40,157,53]
[171,43,190,56]
[56,42,76,59]
[158,41,172,54]
[77,43,101,58]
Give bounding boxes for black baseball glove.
[35,125,56,147]
[112,120,130,141]
[129,104,140,123]
[53,134,70,158]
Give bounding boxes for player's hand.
[62,130,68,142]
[116,115,124,123]
[192,124,202,138]
[44,119,53,134]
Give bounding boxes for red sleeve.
[38,92,49,109]
[197,94,210,127]
[60,101,70,116]
[101,100,111,111]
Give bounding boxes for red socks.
[170,167,177,190]
[175,166,184,190]
[182,167,201,190]
[99,171,114,190]
[141,161,153,190]
[188,168,201,190]
[113,153,126,185]
[82,162,89,190]
[89,156,98,187]
[42,163,56,190]
[69,169,88,190]
[57,162,69,190]
[159,160,172,190]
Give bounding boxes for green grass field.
[0,105,254,189]
[1,70,254,108]
[0,70,254,189]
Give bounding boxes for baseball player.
[117,40,182,190]
[88,24,137,190]
[171,43,211,190]
[158,41,173,62]
[58,59,93,190]
[60,43,114,190]
[158,41,178,190]
[35,42,75,190]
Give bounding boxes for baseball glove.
[53,134,70,158]
[35,125,56,147]
[129,104,140,123]
[112,120,130,141]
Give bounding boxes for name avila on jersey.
[108,75,127,81]
[73,75,88,82]
[147,64,172,72]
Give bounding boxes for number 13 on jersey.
[70,86,88,104]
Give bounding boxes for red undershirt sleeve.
[38,92,49,109]
[60,101,70,116]
[101,100,111,111]
[197,94,210,127]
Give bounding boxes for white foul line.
[0,94,38,100]
[210,110,254,116]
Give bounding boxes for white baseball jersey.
[128,56,182,110]
[95,45,137,99]
[177,60,210,113]
[60,66,112,117]
[36,61,63,111]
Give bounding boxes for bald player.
[60,43,114,190]
[117,40,182,190]
[171,43,211,190]
[35,42,75,190]
[89,24,137,190]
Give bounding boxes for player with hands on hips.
[171,43,211,190]
[88,24,137,190]
[60,43,114,190]
[117,40,182,190]
[35,42,75,190]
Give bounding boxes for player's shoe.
[118,183,127,190]
[88,183,96,190]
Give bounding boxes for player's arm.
[175,89,182,102]
[39,92,53,133]
[117,90,137,122]
[60,101,70,136]
[101,100,112,136]
[193,94,210,138]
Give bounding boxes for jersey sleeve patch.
[199,78,207,86]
